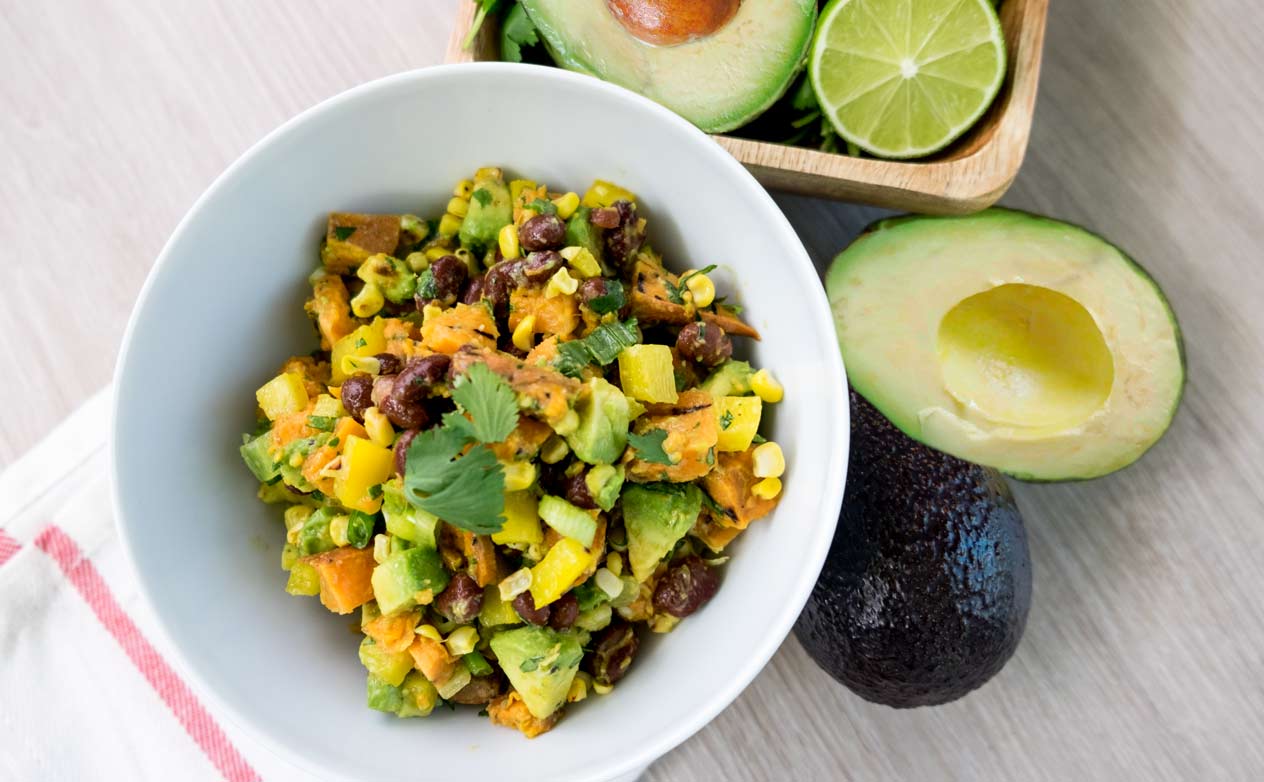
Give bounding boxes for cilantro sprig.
[402,362,519,534]
[627,429,674,465]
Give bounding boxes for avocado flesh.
[826,208,1185,481]
[490,627,582,720]
[520,0,817,133]
[794,391,1032,708]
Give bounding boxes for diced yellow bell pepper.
[715,396,763,452]
[333,435,394,513]
[330,320,387,383]
[509,179,538,205]
[478,586,523,627]
[581,179,636,208]
[529,537,590,608]
[617,344,678,404]
[256,372,309,421]
[492,492,544,545]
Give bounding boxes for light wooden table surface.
[4,1,1263,780]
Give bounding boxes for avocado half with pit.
[827,209,1185,481]
[520,0,817,133]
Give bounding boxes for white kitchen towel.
[0,388,318,782]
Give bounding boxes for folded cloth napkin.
[0,389,317,782]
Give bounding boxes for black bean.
[512,590,551,626]
[484,260,525,318]
[449,674,502,705]
[652,555,720,618]
[380,395,429,430]
[434,572,484,624]
[393,355,451,404]
[519,214,566,252]
[421,255,469,308]
[589,206,620,229]
[588,622,639,685]
[373,353,402,376]
[675,322,732,367]
[461,274,486,305]
[522,250,564,282]
[393,428,419,476]
[548,593,580,630]
[340,374,374,422]
[563,471,597,510]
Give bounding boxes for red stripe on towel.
[35,525,259,782]
[0,528,20,566]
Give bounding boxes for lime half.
[810,0,1006,159]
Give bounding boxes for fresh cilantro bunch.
[465,0,543,64]
[403,362,519,534]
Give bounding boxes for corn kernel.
[364,406,395,448]
[560,246,601,279]
[539,435,569,464]
[499,568,533,601]
[400,214,429,243]
[446,196,469,218]
[438,213,463,237]
[503,461,537,492]
[284,505,312,534]
[454,179,475,198]
[329,515,350,547]
[351,282,385,318]
[593,681,614,696]
[604,553,623,577]
[416,623,444,643]
[751,369,784,403]
[512,313,537,351]
[373,534,390,564]
[684,272,716,308]
[752,476,783,500]
[445,625,479,656]
[404,251,429,273]
[498,223,520,260]
[752,442,785,479]
[544,267,579,298]
[474,166,503,182]
[567,675,589,703]
[552,191,581,220]
[595,569,624,600]
[341,354,382,377]
[425,245,451,261]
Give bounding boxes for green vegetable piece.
[499,2,540,63]
[622,483,703,582]
[572,581,607,612]
[538,495,598,548]
[371,546,451,615]
[382,478,440,547]
[346,510,377,549]
[285,561,321,596]
[585,464,626,512]
[489,626,583,720]
[574,603,613,633]
[553,340,593,379]
[626,429,672,465]
[459,177,512,251]
[565,377,630,466]
[479,585,524,628]
[396,671,439,718]
[297,507,338,556]
[565,207,607,273]
[463,650,494,677]
[451,362,519,444]
[404,425,506,535]
[280,542,300,571]
[700,360,755,398]
[583,320,639,365]
[356,254,417,304]
[239,433,280,482]
[358,636,414,687]
[366,673,405,713]
[586,279,625,315]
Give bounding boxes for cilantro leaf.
[451,362,518,443]
[403,426,505,534]
[627,429,673,465]
[500,3,540,64]
[719,410,734,430]
[553,340,591,379]
[307,415,337,432]
[333,225,356,241]
[525,198,557,216]
[403,426,472,494]
[471,188,493,207]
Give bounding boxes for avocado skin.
[795,390,1032,708]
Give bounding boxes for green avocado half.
[826,208,1185,481]
[520,0,817,133]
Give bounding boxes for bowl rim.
[111,61,849,782]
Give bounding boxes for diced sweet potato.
[627,256,759,339]
[691,509,744,552]
[421,303,499,354]
[305,274,357,350]
[362,609,419,654]
[700,447,779,529]
[302,547,376,614]
[626,389,718,483]
[525,335,560,366]
[452,528,506,588]
[322,213,401,274]
[270,401,318,451]
[408,635,458,685]
[509,288,580,340]
[490,416,554,462]
[488,691,560,738]
[450,347,580,426]
[381,317,427,360]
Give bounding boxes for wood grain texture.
[2,1,1263,781]
[447,0,1048,214]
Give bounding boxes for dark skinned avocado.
[794,390,1032,708]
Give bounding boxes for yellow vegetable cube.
[617,344,678,404]
[581,179,636,208]
[334,435,394,513]
[509,179,538,204]
[493,492,544,545]
[529,537,590,607]
[715,396,763,452]
[331,321,387,383]
[256,372,309,421]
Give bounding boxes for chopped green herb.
[553,340,592,379]
[471,188,493,208]
[499,2,540,63]
[333,225,357,241]
[551,318,639,376]
[416,268,437,301]
[519,656,541,673]
[751,433,768,445]
[355,337,368,349]
[627,429,673,465]
[719,411,734,430]
[328,437,340,448]
[307,415,338,432]
[367,484,384,499]
[346,510,376,548]
[586,279,625,315]
[705,447,715,466]
[667,265,718,304]
[525,198,557,216]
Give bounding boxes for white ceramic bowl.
[113,63,847,782]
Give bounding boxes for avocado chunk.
[459,174,512,252]
[356,253,417,304]
[794,391,1032,708]
[564,377,630,465]
[366,672,405,713]
[370,546,450,615]
[621,482,702,582]
[381,478,440,548]
[239,432,280,482]
[585,464,625,512]
[826,208,1185,481]
[699,360,753,399]
[564,207,607,272]
[489,626,583,720]
[521,0,816,133]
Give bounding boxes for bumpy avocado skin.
[795,391,1032,708]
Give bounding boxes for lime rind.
[809,0,1006,159]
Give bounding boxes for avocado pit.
[606,0,741,46]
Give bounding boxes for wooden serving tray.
[446,0,1048,214]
